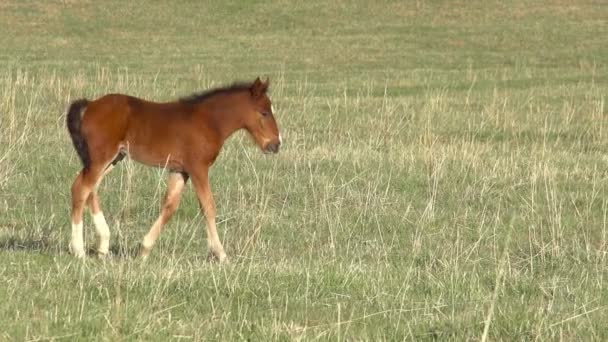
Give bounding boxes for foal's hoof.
[97,251,111,260]
[207,252,229,265]
[72,251,86,259]
[139,246,152,260]
[69,245,86,259]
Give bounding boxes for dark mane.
[179,82,252,104]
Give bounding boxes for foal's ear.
[251,77,269,98]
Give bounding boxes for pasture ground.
[1,1,607,340]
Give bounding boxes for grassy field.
[1,0,607,340]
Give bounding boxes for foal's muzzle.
[265,142,280,154]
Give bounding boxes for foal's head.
[242,77,282,154]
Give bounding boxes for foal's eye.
[261,111,270,116]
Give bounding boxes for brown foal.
[66,77,281,263]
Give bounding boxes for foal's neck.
[199,91,250,142]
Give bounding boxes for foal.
[66,77,281,263]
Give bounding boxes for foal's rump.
[78,94,131,168]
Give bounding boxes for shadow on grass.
[107,244,141,259]
[0,236,142,260]
[0,236,52,251]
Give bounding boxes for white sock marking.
[70,221,85,258]
[92,212,110,254]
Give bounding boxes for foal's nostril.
[266,143,280,154]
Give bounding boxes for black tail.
[66,98,91,170]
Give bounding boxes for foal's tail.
[66,98,91,170]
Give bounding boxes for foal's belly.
[120,140,186,172]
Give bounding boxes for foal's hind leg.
[69,163,108,258]
[87,165,114,257]
[140,172,187,258]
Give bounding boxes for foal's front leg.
[140,172,187,258]
[192,169,228,263]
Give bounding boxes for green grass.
[1,0,607,340]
